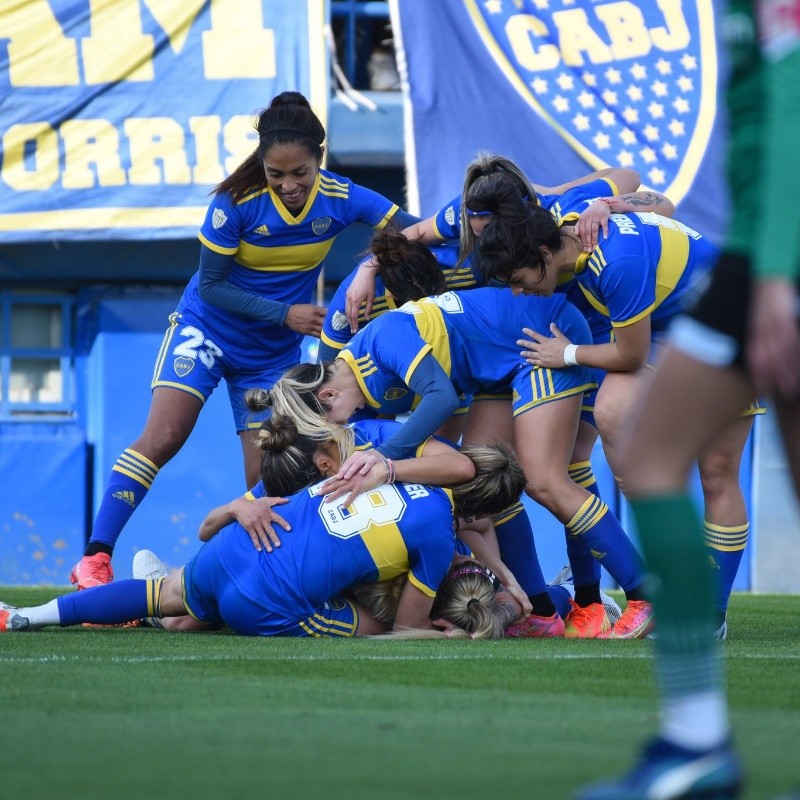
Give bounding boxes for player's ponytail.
[371,226,446,305]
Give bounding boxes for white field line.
[1,651,798,665]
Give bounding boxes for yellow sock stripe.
[703,522,749,552]
[112,449,159,488]
[568,461,597,489]
[493,501,525,527]
[146,578,164,618]
[566,495,609,536]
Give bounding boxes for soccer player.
[70,91,418,591]
[2,417,526,638]
[267,228,652,638]
[477,187,761,638]
[576,0,800,795]
[343,152,672,330]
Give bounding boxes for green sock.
[630,493,722,699]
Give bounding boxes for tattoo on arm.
[617,191,664,207]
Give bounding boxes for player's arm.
[393,579,436,631]
[575,191,676,252]
[199,246,325,337]
[536,167,641,197]
[321,434,475,507]
[198,495,291,552]
[401,216,444,246]
[519,315,652,373]
[456,519,531,618]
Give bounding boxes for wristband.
[382,456,396,484]
[598,198,615,212]
[563,344,580,366]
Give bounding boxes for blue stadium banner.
[0,0,327,242]
[391,0,729,242]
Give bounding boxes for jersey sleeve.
[589,245,654,326]
[198,191,243,254]
[431,195,462,241]
[347,181,400,229]
[244,481,267,500]
[320,276,354,353]
[406,532,457,598]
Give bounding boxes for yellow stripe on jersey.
[338,350,381,408]
[360,521,411,582]
[267,174,321,225]
[320,330,347,350]
[235,239,334,271]
[407,570,438,599]
[403,343,434,387]
[654,223,691,308]
[373,204,400,230]
[407,300,452,377]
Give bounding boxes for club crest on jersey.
[174,356,195,377]
[312,217,332,236]
[325,598,347,611]
[444,204,457,226]
[384,387,408,401]
[211,207,228,229]
[331,310,349,331]
[465,0,716,203]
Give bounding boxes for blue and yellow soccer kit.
[338,287,596,419]
[153,169,398,430]
[182,479,457,637]
[319,242,481,356]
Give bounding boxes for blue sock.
[566,494,647,594]
[494,500,549,597]
[56,579,162,626]
[88,449,159,551]
[547,583,573,619]
[566,461,602,586]
[704,521,748,612]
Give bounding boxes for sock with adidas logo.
[87,449,158,552]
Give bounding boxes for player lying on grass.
[0,417,530,639]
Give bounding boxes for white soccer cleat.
[132,549,169,581]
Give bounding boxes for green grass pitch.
[1,588,798,800]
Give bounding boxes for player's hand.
[229,496,291,552]
[285,304,326,337]
[575,200,611,252]
[747,278,800,398]
[502,580,532,619]
[517,323,573,368]
[321,460,387,508]
[345,258,379,334]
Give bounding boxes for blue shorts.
[151,308,297,433]
[511,362,596,417]
[182,538,360,637]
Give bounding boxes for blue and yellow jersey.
[175,170,397,368]
[219,479,457,619]
[320,243,481,353]
[572,212,719,331]
[339,287,595,416]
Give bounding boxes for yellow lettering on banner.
[202,0,276,78]
[61,120,126,189]
[222,116,259,176]
[0,0,79,86]
[651,0,691,52]
[124,118,192,185]
[552,9,613,66]
[595,2,652,59]
[81,0,154,83]
[2,124,59,190]
[189,117,225,185]
[506,15,560,71]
